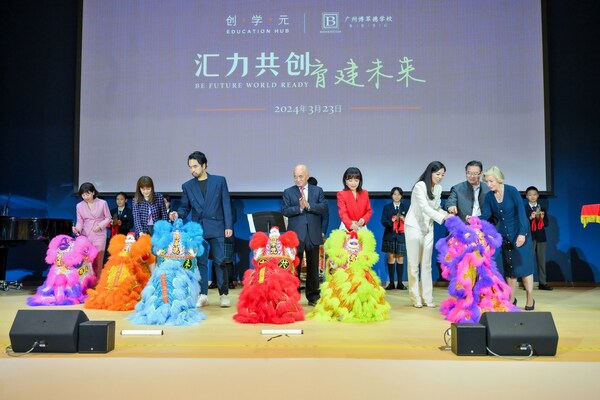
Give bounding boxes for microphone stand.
[2,193,10,216]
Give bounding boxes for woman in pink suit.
[72,182,111,280]
[337,167,373,231]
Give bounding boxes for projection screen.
[78,0,548,194]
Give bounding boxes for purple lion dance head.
[435,216,519,323]
[27,234,98,306]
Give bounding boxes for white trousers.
[404,224,434,305]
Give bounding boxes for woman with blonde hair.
[481,166,536,310]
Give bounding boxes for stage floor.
[1,286,599,399]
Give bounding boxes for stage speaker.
[480,312,559,356]
[451,323,487,356]
[9,309,89,353]
[78,320,116,353]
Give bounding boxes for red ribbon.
[530,214,544,232]
[393,219,405,233]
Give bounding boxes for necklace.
[494,187,504,202]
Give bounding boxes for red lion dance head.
[250,226,300,274]
[234,226,304,324]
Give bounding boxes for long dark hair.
[416,161,446,200]
[342,167,363,192]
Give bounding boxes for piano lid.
[0,216,73,242]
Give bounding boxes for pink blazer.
[75,198,111,251]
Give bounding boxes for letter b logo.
[322,13,339,30]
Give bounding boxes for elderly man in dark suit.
[170,151,233,308]
[282,164,328,306]
[446,160,490,222]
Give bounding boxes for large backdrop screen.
[78,0,548,194]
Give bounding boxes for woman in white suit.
[405,161,450,308]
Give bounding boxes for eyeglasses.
[466,172,481,177]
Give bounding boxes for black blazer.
[381,202,406,242]
[110,206,133,235]
[525,203,548,242]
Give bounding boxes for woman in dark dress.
[481,166,536,310]
[380,187,407,290]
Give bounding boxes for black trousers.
[297,241,320,303]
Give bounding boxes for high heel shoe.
[512,298,517,306]
[385,283,395,290]
[525,299,535,311]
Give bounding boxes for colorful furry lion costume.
[27,235,97,306]
[234,226,304,324]
[128,219,205,326]
[84,233,153,311]
[435,216,519,323]
[308,229,390,323]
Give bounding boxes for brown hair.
[134,176,156,203]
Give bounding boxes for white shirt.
[472,185,481,216]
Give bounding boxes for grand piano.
[0,216,72,290]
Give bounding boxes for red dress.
[336,189,373,230]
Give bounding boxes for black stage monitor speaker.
[451,323,487,356]
[249,211,287,233]
[78,321,116,353]
[480,312,559,356]
[9,309,89,353]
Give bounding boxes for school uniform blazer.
[177,174,232,239]
[445,180,490,222]
[110,206,133,235]
[336,189,373,230]
[404,181,447,235]
[525,203,548,242]
[381,201,405,242]
[282,184,328,246]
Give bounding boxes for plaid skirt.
[381,239,406,256]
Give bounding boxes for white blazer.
[405,181,447,235]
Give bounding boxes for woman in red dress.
[336,167,373,232]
